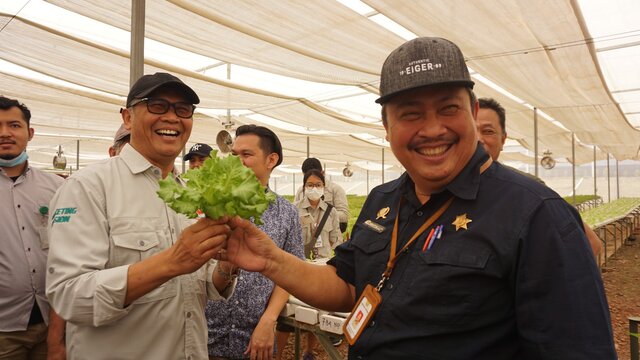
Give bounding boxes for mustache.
[408,135,458,150]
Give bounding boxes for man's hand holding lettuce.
[158,151,275,225]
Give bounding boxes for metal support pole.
[534,107,539,178]
[181,147,186,174]
[76,140,80,170]
[572,133,576,205]
[306,136,310,158]
[607,153,611,203]
[366,170,369,195]
[593,145,597,197]
[616,159,620,199]
[292,174,295,195]
[130,0,145,86]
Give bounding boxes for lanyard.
[375,196,454,292]
[375,156,493,292]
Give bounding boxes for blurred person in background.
[0,96,65,360]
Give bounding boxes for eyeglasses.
[305,184,324,189]
[129,98,196,118]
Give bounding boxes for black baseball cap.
[376,37,474,104]
[126,72,200,107]
[183,143,213,161]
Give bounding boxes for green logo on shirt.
[52,207,77,225]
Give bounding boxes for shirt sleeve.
[328,207,342,249]
[46,177,132,327]
[282,207,305,260]
[330,183,349,224]
[515,198,616,359]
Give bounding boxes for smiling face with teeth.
[122,87,193,177]
[383,85,478,198]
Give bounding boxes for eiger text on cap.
[183,143,213,161]
[126,72,200,108]
[376,37,474,104]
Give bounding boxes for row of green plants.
[580,198,640,227]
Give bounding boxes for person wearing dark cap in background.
[476,97,603,257]
[222,38,616,359]
[205,124,304,360]
[183,142,213,169]
[108,123,131,157]
[0,96,66,360]
[46,73,237,360]
[294,157,350,233]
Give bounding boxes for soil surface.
[602,239,640,360]
[280,240,640,360]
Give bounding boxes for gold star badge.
[452,214,472,231]
[376,207,390,220]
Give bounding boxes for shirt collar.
[119,145,180,179]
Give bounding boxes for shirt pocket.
[406,241,492,325]
[109,217,163,266]
[33,204,50,250]
[349,230,390,292]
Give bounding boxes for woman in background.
[295,169,342,360]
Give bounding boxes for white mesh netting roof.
[1,0,639,173]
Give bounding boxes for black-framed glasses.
[129,98,196,118]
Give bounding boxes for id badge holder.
[343,284,381,345]
[314,235,323,248]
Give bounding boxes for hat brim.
[129,81,200,107]
[375,80,475,104]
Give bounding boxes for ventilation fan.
[540,150,556,170]
[53,145,67,170]
[216,120,235,153]
[342,163,353,177]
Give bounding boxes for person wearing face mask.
[294,169,343,360]
[296,169,342,261]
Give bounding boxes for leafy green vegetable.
[157,151,276,224]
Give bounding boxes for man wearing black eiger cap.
[223,38,617,360]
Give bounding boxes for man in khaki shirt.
[46,73,235,360]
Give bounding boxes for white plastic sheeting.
[0,0,638,172]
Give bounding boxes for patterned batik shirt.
[205,192,304,358]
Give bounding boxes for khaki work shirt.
[295,180,349,224]
[296,197,342,259]
[46,146,232,360]
[0,164,63,331]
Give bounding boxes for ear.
[266,152,278,171]
[471,99,479,119]
[121,108,132,130]
[28,127,35,141]
[108,146,116,157]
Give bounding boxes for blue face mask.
[0,151,28,168]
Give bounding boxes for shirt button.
[153,169,160,176]
[416,211,423,216]
[388,283,394,289]
[369,320,375,327]
[139,240,145,246]
[49,267,54,274]
[231,324,235,329]
[22,226,25,230]
[186,312,192,318]
[27,247,31,252]
[17,204,21,208]
[32,269,36,273]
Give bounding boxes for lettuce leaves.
[157,151,275,224]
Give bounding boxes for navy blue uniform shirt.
[329,145,615,359]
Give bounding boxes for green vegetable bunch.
[157,151,276,224]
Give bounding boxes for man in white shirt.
[46,73,236,360]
